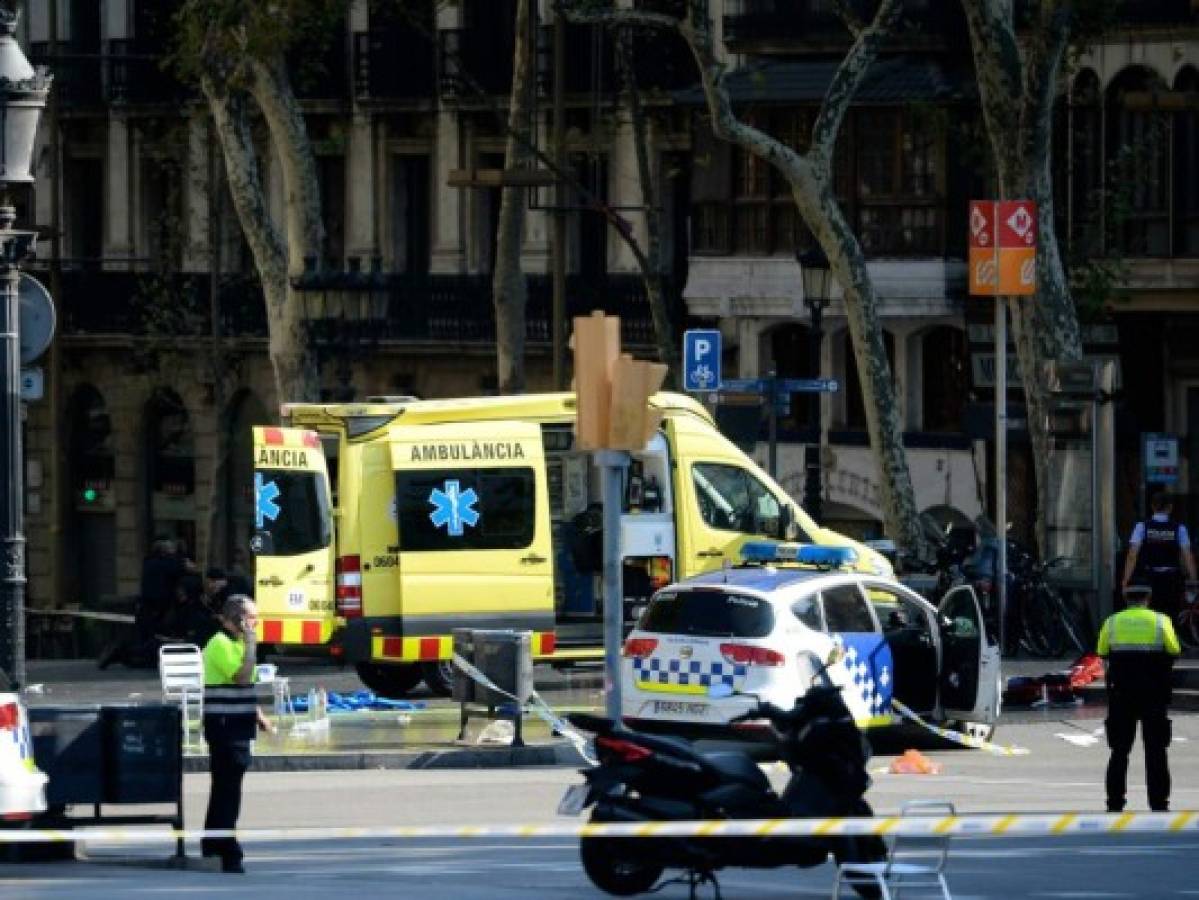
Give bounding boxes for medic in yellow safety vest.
[1096,580,1181,813]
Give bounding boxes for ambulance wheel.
[421,661,455,696]
[355,662,422,699]
[580,836,663,896]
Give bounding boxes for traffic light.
[572,311,667,452]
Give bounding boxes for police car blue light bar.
[740,541,858,568]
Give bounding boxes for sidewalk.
[24,657,603,772]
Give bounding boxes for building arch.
[143,388,196,559]
[65,384,117,606]
[913,324,969,433]
[765,321,817,430]
[1174,66,1199,256]
[1105,66,1170,256]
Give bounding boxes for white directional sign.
[20,367,43,402]
[683,329,721,392]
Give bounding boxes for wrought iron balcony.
[353,30,436,101]
[105,39,189,104]
[47,266,673,350]
[29,42,103,106]
[438,27,515,98]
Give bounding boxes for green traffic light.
[83,488,97,503]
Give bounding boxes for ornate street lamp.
[0,9,50,688]
[795,245,832,525]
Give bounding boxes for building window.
[852,108,942,256]
[65,156,104,266]
[1106,67,1170,257]
[388,155,431,274]
[920,326,968,433]
[1175,67,1199,256]
[145,388,196,556]
[317,155,346,264]
[1066,70,1103,256]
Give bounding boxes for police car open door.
[388,422,556,643]
[938,584,1001,725]
[250,427,336,646]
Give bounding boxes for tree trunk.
[616,27,679,383]
[203,82,320,402]
[796,173,925,555]
[962,0,1084,553]
[492,0,534,394]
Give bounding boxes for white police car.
[0,683,47,823]
[621,542,1002,741]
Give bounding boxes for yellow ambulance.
[250,392,891,696]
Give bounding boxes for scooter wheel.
[580,836,663,896]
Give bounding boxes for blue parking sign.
[683,329,721,392]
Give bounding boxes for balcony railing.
[105,39,188,104]
[47,268,672,348]
[353,30,436,100]
[29,42,103,106]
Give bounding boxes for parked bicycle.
[968,518,1089,659]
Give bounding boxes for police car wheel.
[421,661,455,697]
[580,836,663,896]
[355,662,422,699]
[953,720,996,743]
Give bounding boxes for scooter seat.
[700,751,771,791]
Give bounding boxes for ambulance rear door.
[251,427,336,646]
[389,422,556,649]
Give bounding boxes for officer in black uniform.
[1097,580,1181,812]
[1122,492,1198,619]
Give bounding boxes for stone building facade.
[13,0,1199,623]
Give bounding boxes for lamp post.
[0,10,50,689]
[796,246,832,525]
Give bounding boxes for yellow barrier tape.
[890,699,1030,756]
[2,812,1197,845]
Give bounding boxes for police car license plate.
[558,783,591,816]
[653,700,708,716]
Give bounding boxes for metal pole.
[995,297,1007,657]
[551,10,567,391]
[596,449,629,721]
[804,301,824,523]
[0,207,30,689]
[767,369,778,480]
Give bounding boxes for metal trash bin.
[29,705,104,807]
[454,629,533,746]
[451,628,477,704]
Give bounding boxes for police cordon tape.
[1,812,1197,845]
[450,652,598,765]
[890,699,1030,757]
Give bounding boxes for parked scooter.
[561,657,885,898]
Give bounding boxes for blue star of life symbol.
[428,479,480,537]
[255,472,281,529]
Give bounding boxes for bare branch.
[810,0,902,167]
[831,0,865,38]
[1024,3,1072,149]
[246,57,325,275]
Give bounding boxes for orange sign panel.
[969,200,1037,296]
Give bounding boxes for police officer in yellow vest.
[1097,579,1181,813]
[201,596,274,872]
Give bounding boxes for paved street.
[4,714,1199,896]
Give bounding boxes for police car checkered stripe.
[632,657,748,688]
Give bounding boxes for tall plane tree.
[175,0,342,403]
[562,0,928,556]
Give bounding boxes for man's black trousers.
[202,741,252,864]
[1105,699,1171,811]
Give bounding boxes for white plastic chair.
[833,800,955,900]
[158,643,204,746]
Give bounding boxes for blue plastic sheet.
[286,690,426,714]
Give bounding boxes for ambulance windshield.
[255,470,331,556]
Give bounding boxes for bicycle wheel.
[1021,584,1066,658]
[1051,588,1089,655]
